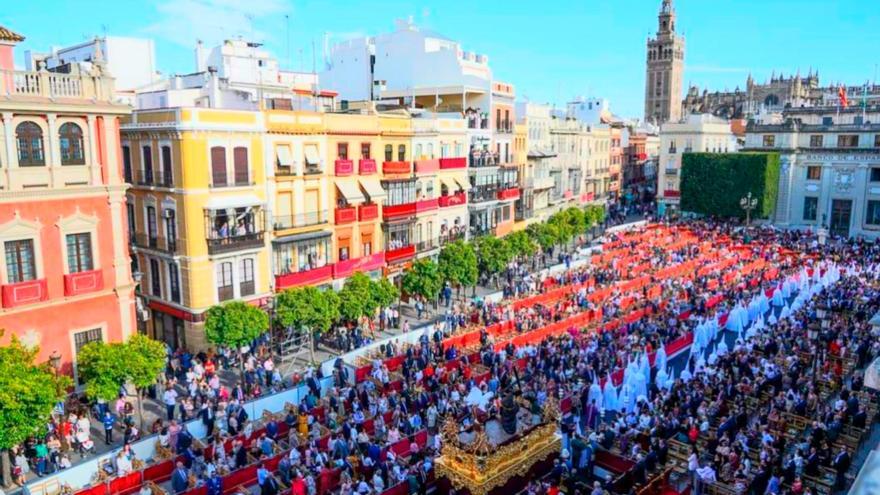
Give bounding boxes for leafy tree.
[402,258,443,305]
[370,278,399,311]
[585,204,606,228]
[474,235,513,281]
[125,335,167,430]
[275,286,340,335]
[338,272,373,322]
[548,211,576,246]
[506,230,538,261]
[0,334,70,486]
[438,240,478,297]
[205,300,269,380]
[564,207,588,237]
[528,222,561,252]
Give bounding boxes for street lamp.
[48,350,61,372]
[740,192,758,227]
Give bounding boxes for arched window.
[59,122,85,165]
[16,121,45,167]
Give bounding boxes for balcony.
[385,245,416,264]
[439,157,467,170]
[383,161,411,175]
[439,192,467,208]
[564,190,574,199]
[359,159,377,175]
[416,238,438,252]
[383,202,417,220]
[467,117,489,129]
[334,159,354,176]
[665,168,678,176]
[439,229,466,244]
[1,68,115,102]
[495,119,513,134]
[415,198,439,213]
[132,233,178,254]
[414,159,440,174]
[497,187,520,201]
[359,203,379,221]
[206,232,264,255]
[333,252,385,279]
[211,177,255,188]
[1,278,48,308]
[64,270,104,297]
[579,192,595,204]
[335,206,357,225]
[664,190,680,198]
[469,186,499,204]
[275,265,333,290]
[273,210,329,230]
[469,154,499,168]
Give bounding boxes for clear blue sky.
[4,0,880,117]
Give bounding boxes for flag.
[838,86,849,108]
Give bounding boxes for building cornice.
[0,184,128,203]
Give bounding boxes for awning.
[276,145,293,168]
[454,178,471,191]
[440,176,458,192]
[205,194,263,210]
[360,178,387,201]
[273,230,332,244]
[304,144,320,166]
[336,180,365,204]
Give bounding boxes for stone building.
[644,0,685,124]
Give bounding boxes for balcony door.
[830,199,852,238]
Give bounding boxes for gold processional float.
[435,396,562,495]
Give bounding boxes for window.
[73,328,103,384]
[867,201,880,226]
[168,262,181,303]
[415,144,422,159]
[216,262,234,301]
[211,146,227,186]
[276,144,293,170]
[803,197,818,221]
[304,144,320,172]
[233,147,249,185]
[274,235,331,275]
[426,180,434,198]
[150,259,161,297]
[837,135,859,148]
[762,135,775,147]
[822,117,833,126]
[397,144,406,161]
[875,135,880,148]
[122,145,133,183]
[239,259,254,296]
[142,146,154,184]
[4,239,36,283]
[361,143,371,159]
[161,145,173,186]
[382,179,416,206]
[810,135,823,148]
[384,144,393,162]
[146,206,158,246]
[59,123,85,165]
[164,210,177,250]
[16,122,45,166]
[806,166,822,181]
[126,203,136,242]
[66,233,93,273]
[871,168,880,182]
[337,142,349,161]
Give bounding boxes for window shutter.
[233,147,249,185]
[211,147,227,186]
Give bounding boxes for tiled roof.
[0,26,24,42]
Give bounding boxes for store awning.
[440,176,458,192]
[454,178,471,191]
[336,180,365,204]
[273,230,332,244]
[360,177,387,201]
[205,194,263,210]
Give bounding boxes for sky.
[4,0,880,117]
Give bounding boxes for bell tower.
[644,0,685,124]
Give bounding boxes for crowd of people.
[10,221,880,495]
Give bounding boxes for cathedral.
[644,0,685,124]
[682,70,824,119]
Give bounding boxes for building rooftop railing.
[1,67,117,103]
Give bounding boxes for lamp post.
[48,350,61,373]
[740,192,758,227]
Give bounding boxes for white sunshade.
[276,145,293,167]
[205,194,263,210]
[304,144,320,165]
[360,178,387,201]
[336,180,365,204]
[454,177,471,191]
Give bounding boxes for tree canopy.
[337,272,373,322]
[275,286,340,334]
[438,240,478,289]
[77,340,129,401]
[402,258,443,301]
[506,230,538,260]
[0,334,70,450]
[474,235,513,276]
[204,300,269,349]
[370,278,399,310]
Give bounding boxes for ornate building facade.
[683,71,822,119]
[644,0,685,124]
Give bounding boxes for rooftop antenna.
[285,14,291,70]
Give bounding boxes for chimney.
[0,25,25,72]
[194,39,207,72]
